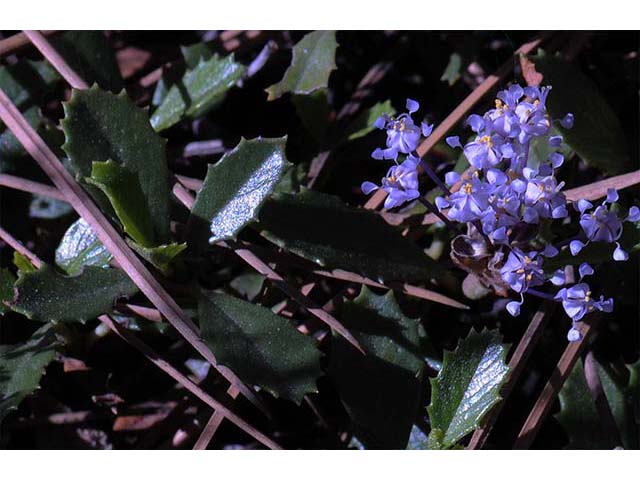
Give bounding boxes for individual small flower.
[374,98,431,156]
[436,176,493,222]
[560,113,574,129]
[554,283,613,322]
[499,248,545,293]
[522,171,568,222]
[627,206,640,222]
[567,326,582,342]
[361,156,420,209]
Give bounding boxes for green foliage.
[128,241,187,276]
[50,31,123,92]
[0,60,59,168]
[198,290,322,404]
[0,269,15,315]
[531,51,631,174]
[151,54,246,131]
[556,357,638,449]
[441,53,462,86]
[292,90,332,144]
[10,265,138,323]
[257,189,446,283]
[86,160,156,247]
[13,252,36,277]
[427,328,510,449]
[55,218,112,276]
[341,100,396,142]
[0,325,62,427]
[62,86,171,243]
[329,288,424,449]
[266,31,338,100]
[189,136,290,247]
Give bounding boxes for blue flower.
[500,248,545,294]
[436,176,493,222]
[554,283,613,322]
[361,156,420,209]
[374,98,432,157]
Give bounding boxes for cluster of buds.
[361,85,638,341]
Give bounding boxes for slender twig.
[182,140,225,158]
[468,302,556,449]
[364,32,553,210]
[23,30,88,89]
[0,227,280,449]
[0,75,265,416]
[0,173,66,200]
[0,30,58,57]
[172,181,365,353]
[513,317,598,449]
[416,196,455,229]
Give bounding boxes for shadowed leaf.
[0,324,61,426]
[531,51,630,174]
[61,86,171,243]
[329,287,424,449]
[257,189,446,283]
[199,290,322,404]
[11,265,138,323]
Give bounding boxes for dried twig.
[0,30,57,57]
[468,302,556,449]
[0,227,280,449]
[513,318,597,449]
[364,32,553,210]
[0,72,264,416]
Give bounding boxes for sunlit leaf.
[128,241,187,276]
[341,100,395,142]
[189,136,289,247]
[427,328,509,449]
[266,31,338,100]
[55,218,112,276]
[151,53,246,131]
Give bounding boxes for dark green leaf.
[440,53,462,86]
[150,54,246,132]
[128,241,187,276]
[531,51,630,174]
[62,86,171,243]
[55,218,112,276]
[427,328,509,449]
[189,136,290,247]
[329,287,424,449]
[0,61,59,168]
[556,358,638,449]
[181,42,216,69]
[257,189,446,283]
[266,31,338,100]
[341,100,395,142]
[28,195,74,219]
[86,160,156,247]
[50,31,123,92]
[292,90,331,144]
[0,324,61,426]
[11,265,138,323]
[0,269,15,315]
[198,290,322,404]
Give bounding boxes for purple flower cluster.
[361,99,433,210]
[360,85,638,342]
